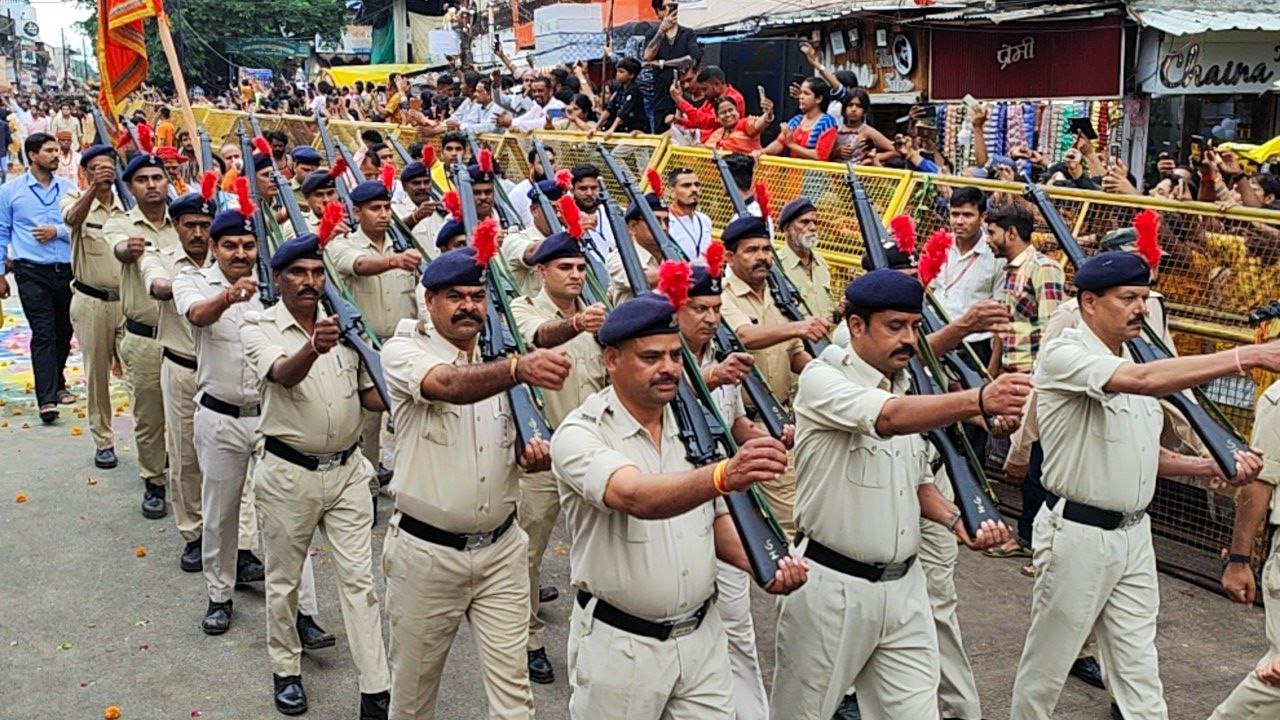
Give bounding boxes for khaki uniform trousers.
[519,470,560,651]
[194,406,258,603]
[118,331,166,484]
[160,359,204,542]
[1208,529,1280,720]
[715,560,769,720]
[771,552,940,720]
[383,515,533,719]
[568,599,734,720]
[255,451,390,690]
[919,516,983,720]
[69,292,122,450]
[1010,505,1165,720]
[360,409,398,478]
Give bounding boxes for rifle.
[523,139,609,307]
[1024,184,1244,478]
[709,150,829,360]
[609,187,789,587]
[596,143,794,440]
[387,134,445,202]
[90,107,134,211]
[197,129,220,213]
[274,166,393,412]
[465,129,522,228]
[449,163,554,452]
[847,168,1003,537]
[236,127,280,307]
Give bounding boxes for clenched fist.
[574,304,607,334]
[979,373,1033,417]
[724,436,790,492]
[516,349,572,391]
[310,315,340,354]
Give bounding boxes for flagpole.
[155,11,201,170]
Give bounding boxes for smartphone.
[757,85,767,104]
[962,93,979,110]
[1068,116,1099,141]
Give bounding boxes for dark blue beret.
[400,161,428,184]
[624,193,667,223]
[290,147,322,165]
[530,232,584,265]
[527,179,564,202]
[435,219,467,249]
[1075,252,1149,293]
[468,164,495,184]
[122,153,165,181]
[778,197,816,228]
[844,268,924,314]
[689,266,721,297]
[300,170,334,195]
[251,153,274,172]
[598,293,678,346]
[349,180,391,205]
[721,216,769,250]
[79,144,116,167]
[210,208,255,239]
[421,246,487,289]
[168,191,215,220]
[860,242,915,272]
[270,233,323,270]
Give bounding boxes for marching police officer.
[391,159,445,255]
[500,178,566,298]
[288,147,322,207]
[604,192,667,304]
[775,197,836,325]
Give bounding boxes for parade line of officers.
[32,129,1280,720]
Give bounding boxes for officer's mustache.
[297,286,319,297]
[892,344,915,358]
[451,310,485,324]
[650,373,680,387]
[752,261,771,271]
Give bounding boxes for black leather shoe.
[1070,655,1105,689]
[1110,701,1125,720]
[539,585,559,603]
[359,690,390,720]
[180,539,202,572]
[236,549,265,584]
[94,447,118,469]
[201,599,233,635]
[296,613,336,650]
[527,647,554,684]
[141,482,167,519]
[833,693,862,720]
[273,674,307,716]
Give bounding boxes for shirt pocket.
[424,404,461,445]
[1088,396,1132,443]
[846,433,894,488]
[494,402,516,449]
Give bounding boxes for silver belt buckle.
[1119,510,1145,529]
[106,289,121,301]
[668,615,700,639]
[243,404,262,418]
[880,562,909,582]
[314,452,343,471]
[464,531,493,551]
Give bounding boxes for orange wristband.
[712,460,730,495]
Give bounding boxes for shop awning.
[1129,0,1280,36]
[327,63,429,87]
[680,0,964,34]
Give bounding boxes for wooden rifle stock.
[236,127,280,307]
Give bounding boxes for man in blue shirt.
[0,132,76,423]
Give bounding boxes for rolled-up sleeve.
[382,335,449,407]
[552,420,637,511]
[795,361,893,438]
[1034,334,1127,402]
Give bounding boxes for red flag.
[97,0,164,117]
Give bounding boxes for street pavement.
[0,297,1270,719]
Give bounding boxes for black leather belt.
[576,590,714,641]
[802,537,916,582]
[72,280,119,301]
[397,509,516,551]
[162,348,196,370]
[264,435,358,472]
[125,318,156,338]
[1046,493,1146,531]
[198,392,260,418]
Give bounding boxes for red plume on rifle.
[327,157,348,180]
[554,169,572,191]
[1133,209,1162,269]
[252,136,271,158]
[472,217,500,266]
[557,194,583,238]
[478,147,494,174]
[657,260,692,312]
[135,123,153,154]
[705,241,726,279]
[442,190,463,220]
[889,214,917,257]
[754,182,771,221]
[200,171,218,203]
[422,145,437,168]
[381,163,396,191]
[318,202,346,248]
[646,168,664,197]
[233,176,255,218]
[918,229,954,287]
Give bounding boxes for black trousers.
[13,260,73,407]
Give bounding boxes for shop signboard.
[1142,31,1280,96]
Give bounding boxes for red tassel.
[478,147,494,174]
[754,182,771,221]
[381,163,395,191]
[1133,209,1162,269]
[815,127,838,161]
[135,123,153,154]
[554,169,572,191]
[918,229,954,287]
[328,157,348,180]
[657,260,691,312]
[705,241,726,279]
[422,145,437,168]
[252,136,271,158]
[646,168,663,197]
[557,194,583,238]
[473,217,500,266]
[318,202,346,248]
[200,171,217,202]
[889,214,917,257]
[442,190,463,220]
[233,176,255,218]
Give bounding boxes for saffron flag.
[97,0,164,117]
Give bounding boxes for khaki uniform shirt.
[605,240,659,305]
[700,344,746,427]
[383,318,519,534]
[104,207,177,325]
[242,303,371,454]
[793,344,928,564]
[721,274,805,404]
[289,176,306,211]
[61,189,124,292]
[391,197,447,260]
[552,386,724,621]
[327,228,418,340]
[172,265,263,406]
[1034,324,1162,513]
[1251,382,1280,524]
[139,245,208,357]
[776,243,834,324]
[501,224,545,298]
[510,290,606,427]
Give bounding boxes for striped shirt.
[1000,245,1065,373]
[785,113,839,149]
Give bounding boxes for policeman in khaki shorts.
[242,232,391,719]
[509,230,608,685]
[60,144,126,470]
[551,290,808,720]
[772,269,1026,720]
[380,245,571,719]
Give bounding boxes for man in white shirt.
[50,104,82,151]
[511,77,567,133]
[510,146,557,228]
[456,79,508,134]
[928,186,1009,362]
[570,164,616,256]
[665,166,712,260]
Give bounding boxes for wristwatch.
[1223,553,1252,568]
[945,511,963,533]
